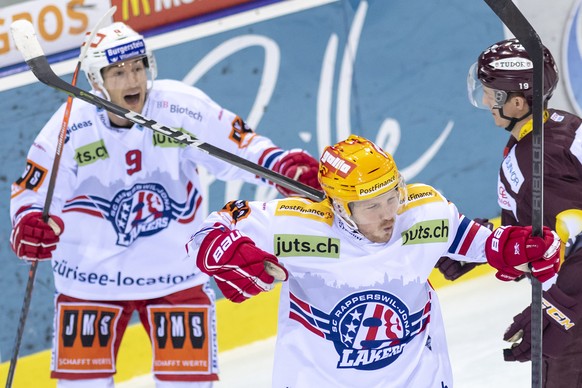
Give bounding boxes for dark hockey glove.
[273,150,321,197]
[473,217,494,231]
[195,226,288,303]
[503,286,582,362]
[485,225,561,282]
[10,211,64,260]
[435,257,481,281]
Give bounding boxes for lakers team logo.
[110,183,171,246]
[63,182,202,247]
[289,290,431,371]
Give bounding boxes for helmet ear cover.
[494,90,509,107]
[495,90,530,109]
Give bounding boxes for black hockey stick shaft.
[10,20,325,202]
[483,1,544,386]
[5,9,116,387]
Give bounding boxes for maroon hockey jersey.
[497,109,582,231]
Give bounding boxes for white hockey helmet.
[80,22,157,93]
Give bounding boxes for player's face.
[349,189,400,243]
[101,58,148,125]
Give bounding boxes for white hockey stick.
[9,19,325,202]
[5,8,117,388]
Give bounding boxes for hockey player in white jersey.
[9,22,321,387]
[187,135,561,387]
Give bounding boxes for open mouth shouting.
[124,91,142,108]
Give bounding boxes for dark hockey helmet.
[474,38,558,107]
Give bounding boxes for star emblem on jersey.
[289,290,431,370]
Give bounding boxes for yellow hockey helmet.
[318,135,405,222]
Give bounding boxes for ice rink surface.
[119,274,533,387]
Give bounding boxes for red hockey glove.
[503,286,582,362]
[273,150,322,197]
[196,227,288,303]
[435,257,482,281]
[10,212,64,260]
[485,225,561,282]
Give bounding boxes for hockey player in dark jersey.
[468,37,582,387]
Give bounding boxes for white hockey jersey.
[10,79,289,301]
[190,184,491,387]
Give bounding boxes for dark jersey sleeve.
[498,109,582,230]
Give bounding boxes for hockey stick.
[9,19,325,203]
[483,1,545,386]
[5,8,116,388]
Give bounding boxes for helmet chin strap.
[331,199,360,232]
[496,106,532,132]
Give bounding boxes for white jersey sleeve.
[11,102,78,222]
